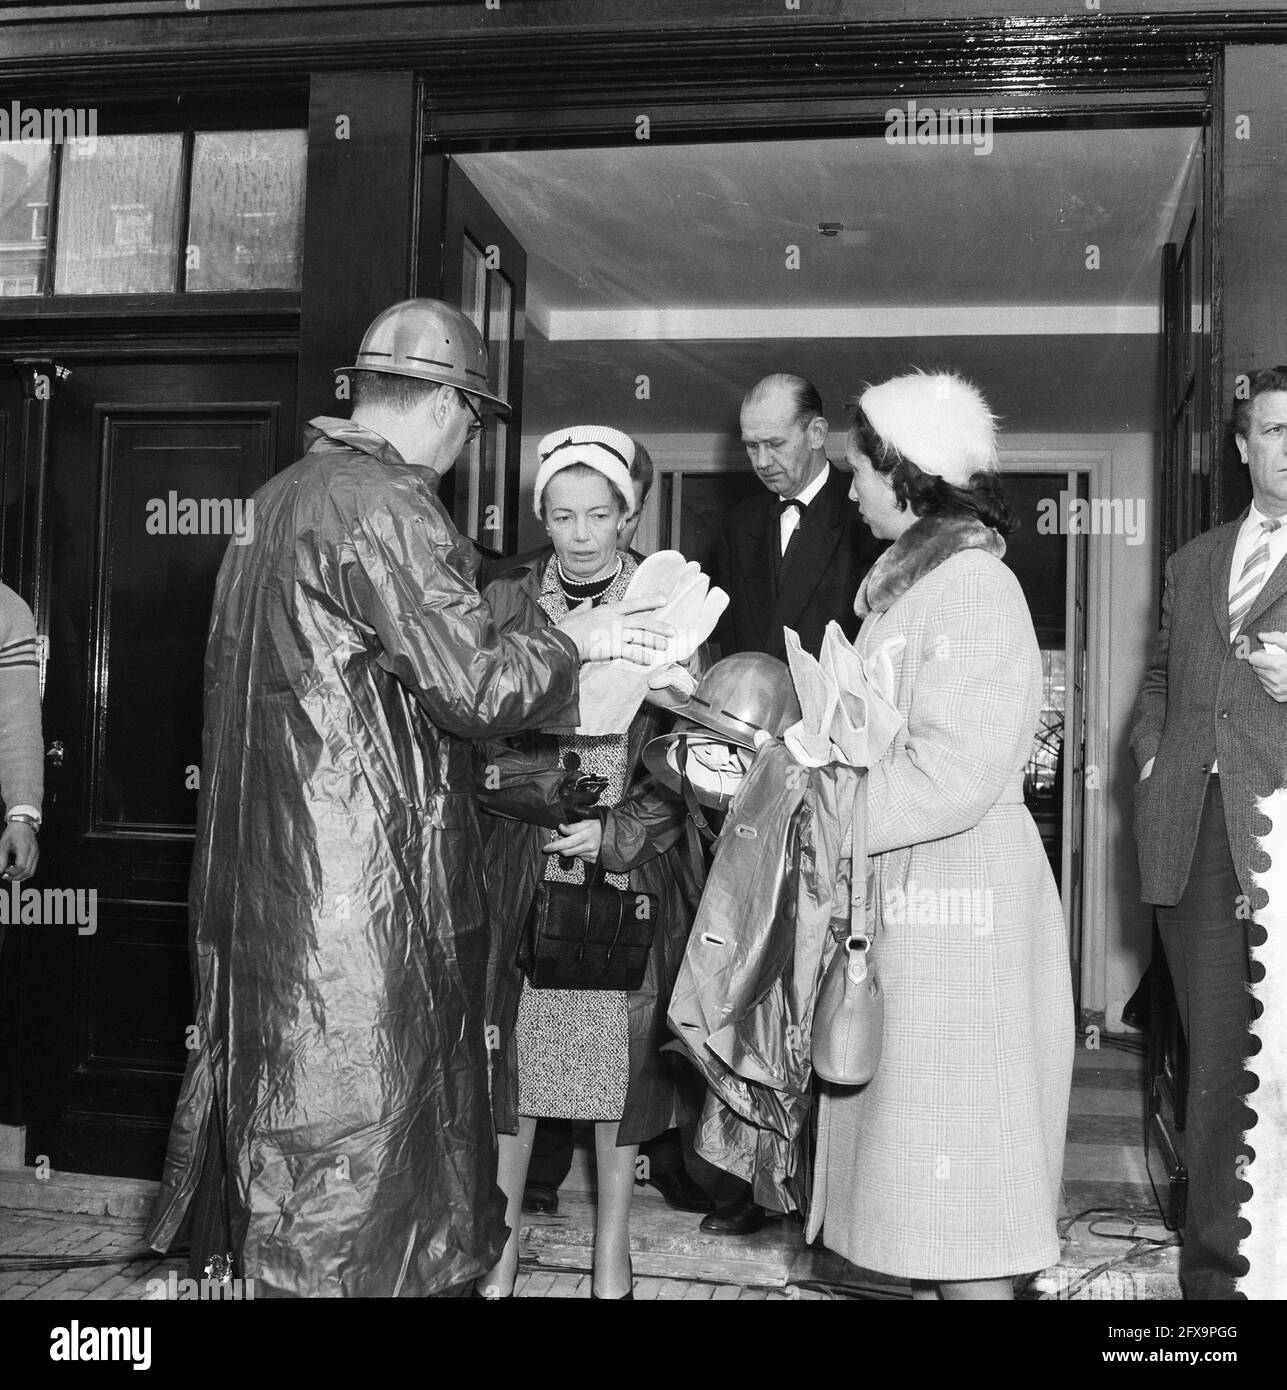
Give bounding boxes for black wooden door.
[13,351,296,1178]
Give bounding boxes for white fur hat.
[859,371,999,487]
[533,425,637,517]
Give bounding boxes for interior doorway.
[440,117,1200,1022]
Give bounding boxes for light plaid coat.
[806,549,1074,1281]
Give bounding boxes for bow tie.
[778,498,806,517]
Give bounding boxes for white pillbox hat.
[533,425,637,517]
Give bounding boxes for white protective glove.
[575,552,729,735]
[781,622,906,770]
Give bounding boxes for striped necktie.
[1229,517,1282,642]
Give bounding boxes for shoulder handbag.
[812,771,884,1085]
[517,853,660,992]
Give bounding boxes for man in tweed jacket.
[1130,367,1287,1300]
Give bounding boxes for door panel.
[1148,131,1209,1229]
[424,157,527,556]
[16,354,296,1178]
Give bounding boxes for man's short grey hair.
[350,370,450,414]
[742,373,825,428]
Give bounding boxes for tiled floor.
[0,1034,1176,1301]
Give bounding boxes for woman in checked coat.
[806,372,1074,1298]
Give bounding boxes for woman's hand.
[543,818,604,863]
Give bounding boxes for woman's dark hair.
[849,403,1017,537]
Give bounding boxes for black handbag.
[517,855,659,991]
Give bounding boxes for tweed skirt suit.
[807,540,1074,1280]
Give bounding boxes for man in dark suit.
[703,374,879,1237]
[716,373,880,662]
[1130,366,1287,1300]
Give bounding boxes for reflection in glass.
[0,140,53,295]
[456,236,488,537]
[55,134,183,294]
[187,130,306,291]
[481,271,514,547]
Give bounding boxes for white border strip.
[531,304,1161,341]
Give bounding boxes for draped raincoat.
[144,418,581,1297]
[477,556,706,1144]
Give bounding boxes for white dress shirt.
[778,464,830,555]
[1227,500,1287,613]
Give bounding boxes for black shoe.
[640,1168,715,1214]
[522,1181,559,1215]
[699,1192,780,1236]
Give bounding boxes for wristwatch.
[5,809,40,833]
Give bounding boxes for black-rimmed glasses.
[458,390,486,441]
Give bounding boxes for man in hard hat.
[144,299,672,1298]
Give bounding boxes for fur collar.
[856,512,1006,617]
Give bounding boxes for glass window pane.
[461,236,487,325]
[186,129,306,292]
[486,269,512,394]
[55,134,183,294]
[481,270,514,547]
[0,140,53,295]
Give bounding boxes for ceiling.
[455,124,1200,436]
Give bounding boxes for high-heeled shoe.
[591,1256,634,1300]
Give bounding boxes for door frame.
[417,32,1224,551]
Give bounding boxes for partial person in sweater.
[0,582,44,898]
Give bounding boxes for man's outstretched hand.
[556,595,675,667]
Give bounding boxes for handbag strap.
[575,848,625,966]
[848,772,871,949]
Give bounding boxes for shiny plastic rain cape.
[144,418,580,1296]
[666,744,861,1213]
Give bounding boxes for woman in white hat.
[473,425,704,1299]
[806,372,1074,1299]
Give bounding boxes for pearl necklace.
[556,554,623,589]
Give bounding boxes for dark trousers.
[527,1121,686,1188]
[1155,779,1253,1301]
